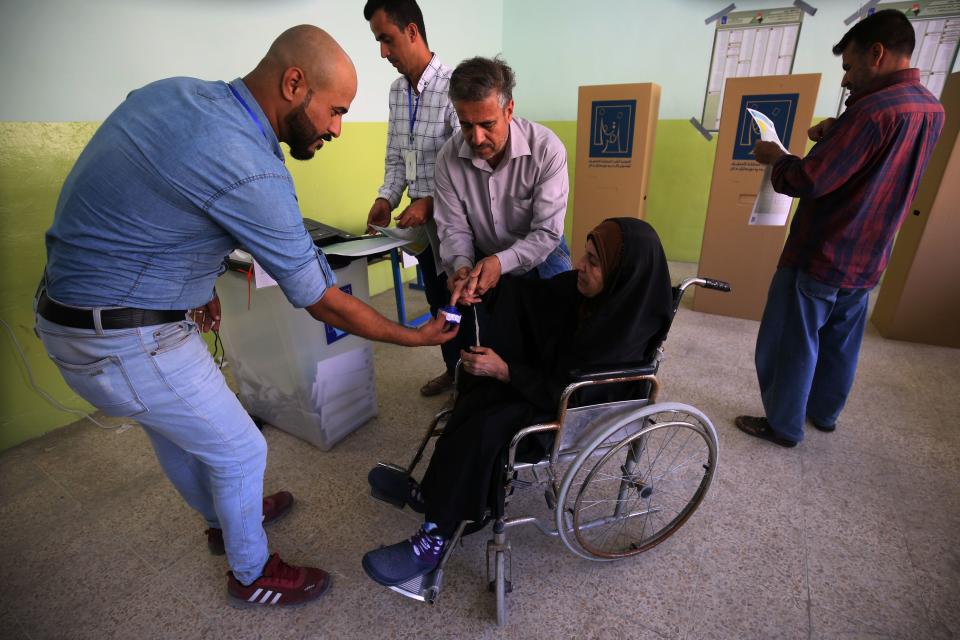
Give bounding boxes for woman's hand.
[460,346,510,382]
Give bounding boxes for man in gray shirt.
[434,56,572,310]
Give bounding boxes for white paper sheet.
[253,260,278,288]
[370,224,428,255]
[322,236,409,257]
[746,108,793,226]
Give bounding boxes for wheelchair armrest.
[568,361,658,382]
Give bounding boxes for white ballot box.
[216,255,377,450]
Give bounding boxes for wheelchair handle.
[678,276,732,295]
[701,277,731,292]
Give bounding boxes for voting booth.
[873,71,960,348]
[694,73,820,320]
[571,83,661,262]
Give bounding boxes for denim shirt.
[44,77,334,310]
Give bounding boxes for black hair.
[363,0,428,48]
[449,56,516,107]
[833,8,915,57]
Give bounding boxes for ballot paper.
[226,249,279,289]
[746,108,793,227]
[252,260,279,289]
[370,224,429,255]
[322,235,410,257]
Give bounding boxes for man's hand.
[466,256,502,299]
[366,198,392,234]
[306,286,457,347]
[416,313,459,346]
[395,197,432,228]
[448,266,481,306]
[752,141,787,166]
[190,295,221,333]
[460,346,509,382]
[808,117,836,142]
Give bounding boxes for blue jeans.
[535,237,573,279]
[35,313,269,584]
[755,268,870,442]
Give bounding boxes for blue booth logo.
[324,284,353,344]
[732,93,799,160]
[589,100,636,158]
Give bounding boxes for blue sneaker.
[362,526,446,587]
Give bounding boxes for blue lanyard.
[227,83,269,142]
[407,83,420,145]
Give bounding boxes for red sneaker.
[227,553,330,608]
[206,491,294,555]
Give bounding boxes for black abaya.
[420,218,674,533]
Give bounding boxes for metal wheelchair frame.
[370,277,728,625]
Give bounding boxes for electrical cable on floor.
[1,318,133,432]
[210,328,227,369]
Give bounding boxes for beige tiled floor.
[1,266,958,639]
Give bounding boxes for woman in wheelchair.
[362,217,674,589]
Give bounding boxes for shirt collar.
[846,68,921,108]
[458,118,531,172]
[411,53,440,94]
[228,78,285,162]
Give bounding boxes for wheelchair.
[368,276,730,625]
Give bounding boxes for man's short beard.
[285,89,321,161]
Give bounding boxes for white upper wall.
[503,0,960,120]
[0,0,503,121]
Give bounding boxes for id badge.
[403,149,418,181]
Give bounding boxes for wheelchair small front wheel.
[557,403,718,561]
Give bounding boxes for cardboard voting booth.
[694,74,820,320]
[873,71,960,348]
[571,83,661,261]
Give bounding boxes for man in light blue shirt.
[36,25,455,608]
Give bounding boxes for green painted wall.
[0,117,716,450]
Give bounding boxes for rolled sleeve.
[205,174,335,307]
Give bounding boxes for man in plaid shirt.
[364,0,461,397]
[736,9,944,448]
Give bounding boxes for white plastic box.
[216,257,377,450]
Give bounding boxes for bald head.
[242,25,358,159]
[255,25,356,92]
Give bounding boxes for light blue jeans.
[35,313,269,584]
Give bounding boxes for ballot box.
[216,251,377,451]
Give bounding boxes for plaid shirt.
[772,68,944,289]
[377,54,460,207]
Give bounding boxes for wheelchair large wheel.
[555,402,718,561]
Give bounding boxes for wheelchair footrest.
[388,568,444,604]
[368,464,411,509]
